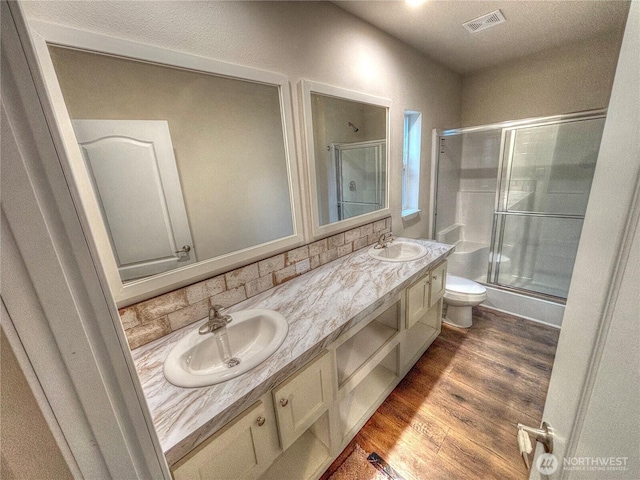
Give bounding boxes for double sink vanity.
[27,20,453,479]
[132,239,452,479]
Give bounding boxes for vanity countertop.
[131,238,453,464]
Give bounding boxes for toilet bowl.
[443,275,487,328]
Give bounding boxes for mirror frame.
[29,21,305,307]
[300,80,391,240]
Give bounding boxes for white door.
[526,4,639,478]
[73,119,195,281]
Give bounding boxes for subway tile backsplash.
[120,217,391,349]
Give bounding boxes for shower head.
[348,122,359,132]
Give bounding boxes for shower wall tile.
[121,216,391,349]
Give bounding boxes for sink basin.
[164,309,288,388]
[368,241,428,262]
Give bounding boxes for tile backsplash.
[120,217,391,349]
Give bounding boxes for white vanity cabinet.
[171,259,448,480]
[171,400,280,480]
[271,351,333,450]
[406,260,447,329]
[403,260,447,369]
[261,352,334,479]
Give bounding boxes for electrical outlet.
[296,258,310,274]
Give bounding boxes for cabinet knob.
[432,274,438,280]
[256,416,266,427]
[279,398,289,407]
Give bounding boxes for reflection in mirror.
[48,46,295,284]
[301,80,390,239]
[310,93,387,226]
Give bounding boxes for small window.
[402,110,422,219]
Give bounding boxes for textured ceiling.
[334,1,630,74]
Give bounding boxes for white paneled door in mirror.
[301,80,391,239]
[29,21,304,306]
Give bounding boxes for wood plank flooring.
[323,306,560,480]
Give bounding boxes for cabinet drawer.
[272,351,333,450]
[172,400,278,480]
[428,261,447,307]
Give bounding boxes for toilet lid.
[446,275,486,295]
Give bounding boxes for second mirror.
[302,81,390,238]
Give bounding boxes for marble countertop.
[131,238,453,464]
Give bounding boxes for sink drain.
[227,357,241,368]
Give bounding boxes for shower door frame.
[432,108,607,302]
[332,139,386,222]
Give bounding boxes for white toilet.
[442,274,487,328]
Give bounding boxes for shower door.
[489,116,606,298]
[333,140,386,221]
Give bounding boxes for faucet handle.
[209,304,227,319]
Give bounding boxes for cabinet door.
[406,274,429,330]
[272,351,333,450]
[428,261,447,308]
[172,401,278,480]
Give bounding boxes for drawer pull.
[256,416,266,427]
[279,398,289,407]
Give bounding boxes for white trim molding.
[1,3,170,477]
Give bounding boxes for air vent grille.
[463,10,506,33]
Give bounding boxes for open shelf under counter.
[336,319,397,385]
[333,296,402,396]
[260,413,331,480]
[337,347,399,444]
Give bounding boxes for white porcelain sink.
[164,309,288,388]
[368,241,428,262]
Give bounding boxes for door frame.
[1,2,170,477]
[530,0,639,477]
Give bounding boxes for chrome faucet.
[198,305,232,335]
[375,232,394,249]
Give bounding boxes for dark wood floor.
[324,306,560,480]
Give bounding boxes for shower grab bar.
[493,211,585,220]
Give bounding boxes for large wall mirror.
[301,80,391,239]
[30,22,304,306]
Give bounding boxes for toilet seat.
[445,275,487,296]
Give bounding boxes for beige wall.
[1,328,73,480]
[24,1,462,242]
[461,31,623,127]
[49,46,293,262]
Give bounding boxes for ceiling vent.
[463,10,506,34]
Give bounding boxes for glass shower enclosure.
[434,111,606,301]
[331,140,386,222]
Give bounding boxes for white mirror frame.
[29,21,305,307]
[300,80,392,240]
